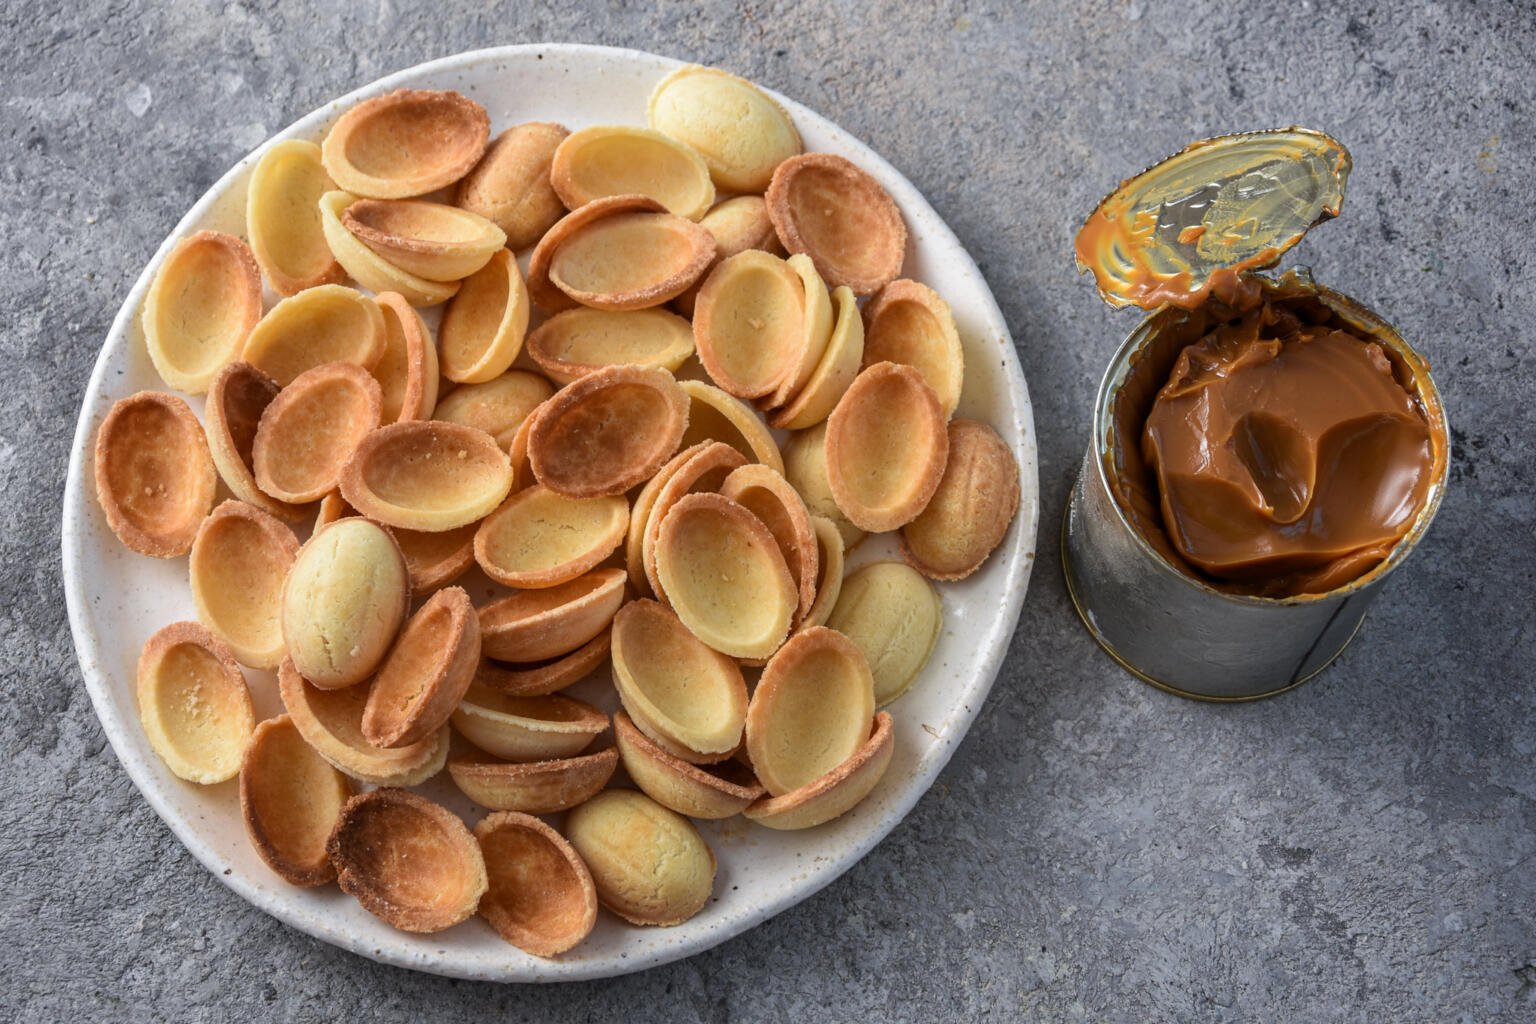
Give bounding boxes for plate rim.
[60,42,1040,982]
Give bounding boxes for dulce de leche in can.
[1063,129,1449,700]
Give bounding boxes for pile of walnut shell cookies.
[92,64,1022,957]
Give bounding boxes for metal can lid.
[1075,128,1352,311]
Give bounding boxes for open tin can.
[1062,129,1450,700]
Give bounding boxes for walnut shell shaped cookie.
[475,811,598,957]
[547,209,714,311]
[551,125,715,220]
[252,361,382,505]
[451,686,609,763]
[477,568,626,663]
[455,121,570,250]
[246,140,345,296]
[861,279,965,418]
[204,362,304,522]
[527,364,689,498]
[339,420,513,533]
[362,585,481,749]
[240,715,352,887]
[766,153,907,296]
[326,788,487,933]
[94,391,217,558]
[647,65,802,193]
[613,711,765,820]
[141,230,262,394]
[565,789,716,927]
[899,418,1020,581]
[744,711,894,831]
[136,621,254,785]
[450,748,618,815]
[278,661,450,788]
[280,517,410,690]
[824,362,949,533]
[342,198,506,283]
[188,500,298,670]
[321,88,490,199]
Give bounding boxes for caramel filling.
[1140,289,1433,596]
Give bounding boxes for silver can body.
[1061,278,1449,701]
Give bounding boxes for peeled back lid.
[1075,128,1352,311]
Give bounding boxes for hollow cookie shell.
[437,249,531,384]
[455,121,569,250]
[827,561,942,706]
[800,515,847,631]
[343,199,507,282]
[677,380,784,474]
[625,441,709,596]
[899,419,1021,581]
[204,362,303,521]
[475,811,598,957]
[674,195,785,317]
[327,788,488,933]
[433,370,553,449]
[280,518,409,689]
[321,88,490,199]
[392,524,478,593]
[527,364,689,498]
[362,586,481,749]
[246,139,345,296]
[136,621,254,785]
[769,284,864,431]
[862,279,965,418]
[653,492,797,661]
[451,685,609,763]
[318,191,461,307]
[763,253,835,409]
[745,712,894,831]
[547,210,714,311]
[189,500,299,669]
[372,292,440,423]
[647,65,802,193]
[719,463,818,622]
[613,711,765,820]
[527,195,666,314]
[340,420,513,532]
[94,391,217,558]
[252,361,382,504]
[565,789,716,927]
[640,441,747,603]
[142,230,262,393]
[474,486,627,590]
[744,626,876,797]
[478,568,626,663]
[612,599,748,763]
[552,125,715,220]
[824,362,949,533]
[692,250,804,400]
[782,421,865,551]
[527,308,694,385]
[242,284,386,386]
[310,489,475,592]
[240,714,352,887]
[450,748,618,813]
[472,630,612,697]
[766,153,907,296]
[278,660,449,787]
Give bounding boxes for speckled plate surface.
[60,44,1039,982]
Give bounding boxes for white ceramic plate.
[61,44,1039,982]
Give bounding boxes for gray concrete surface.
[3,0,1533,1020]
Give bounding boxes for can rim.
[1089,278,1452,608]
